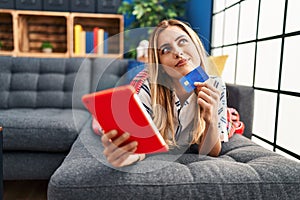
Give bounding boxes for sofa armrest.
[226,83,254,139]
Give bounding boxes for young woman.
[101,19,225,167]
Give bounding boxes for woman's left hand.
[194,81,220,124]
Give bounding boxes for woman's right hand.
[101,130,140,167]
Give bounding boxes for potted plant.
[41,41,53,53]
[118,0,188,58]
[118,0,188,29]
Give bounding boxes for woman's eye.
[161,47,171,55]
[179,38,188,45]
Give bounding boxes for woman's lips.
[175,59,188,67]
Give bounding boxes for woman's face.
[157,26,201,79]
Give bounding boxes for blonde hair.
[147,19,208,146]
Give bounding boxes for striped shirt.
[137,76,228,146]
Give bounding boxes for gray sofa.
[0,56,299,199]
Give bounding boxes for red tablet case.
[82,85,168,154]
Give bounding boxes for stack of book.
[74,24,108,55]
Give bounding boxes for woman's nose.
[173,49,184,59]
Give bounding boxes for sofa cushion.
[4,152,67,180]
[1,108,90,152]
[0,56,91,109]
[48,122,300,200]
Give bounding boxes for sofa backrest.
[0,56,254,137]
[226,83,254,138]
[91,57,129,92]
[0,56,91,109]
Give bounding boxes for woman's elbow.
[208,141,222,157]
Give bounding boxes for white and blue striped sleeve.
[209,76,228,142]
[136,79,153,117]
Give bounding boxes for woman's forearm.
[198,122,221,156]
[208,137,221,157]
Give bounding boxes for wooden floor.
[3,180,48,200]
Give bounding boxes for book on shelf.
[85,31,94,54]
[104,31,109,54]
[80,31,86,54]
[97,28,104,55]
[95,28,107,55]
[74,25,109,55]
[74,24,82,54]
[93,27,99,54]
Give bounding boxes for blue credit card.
[179,66,209,92]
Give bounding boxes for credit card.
[179,66,209,92]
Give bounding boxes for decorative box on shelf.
[43,0,70,12]
[96,0,121,14]
[17,10,69,58]
[15,0,42,11]
[0,9,15,56]
[0,0,15,9]
[70,12,124,58]
[70,0,95,13]
[0,9,124,58]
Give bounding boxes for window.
[257,0,285,39]
[255,39,281,90]
[238,0,259,42]
[236,42,255,86]
[223,5,239,45]
[211,0,300,160]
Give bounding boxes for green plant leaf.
[119,0,189,29]
[41,41,53,49]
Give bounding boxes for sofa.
[0,56,299,199]
[0,56,128,180]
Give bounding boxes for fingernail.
[194,82,202,86]
[111,130,118,135]
[132,141,138,146]
[123,132,130,137]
